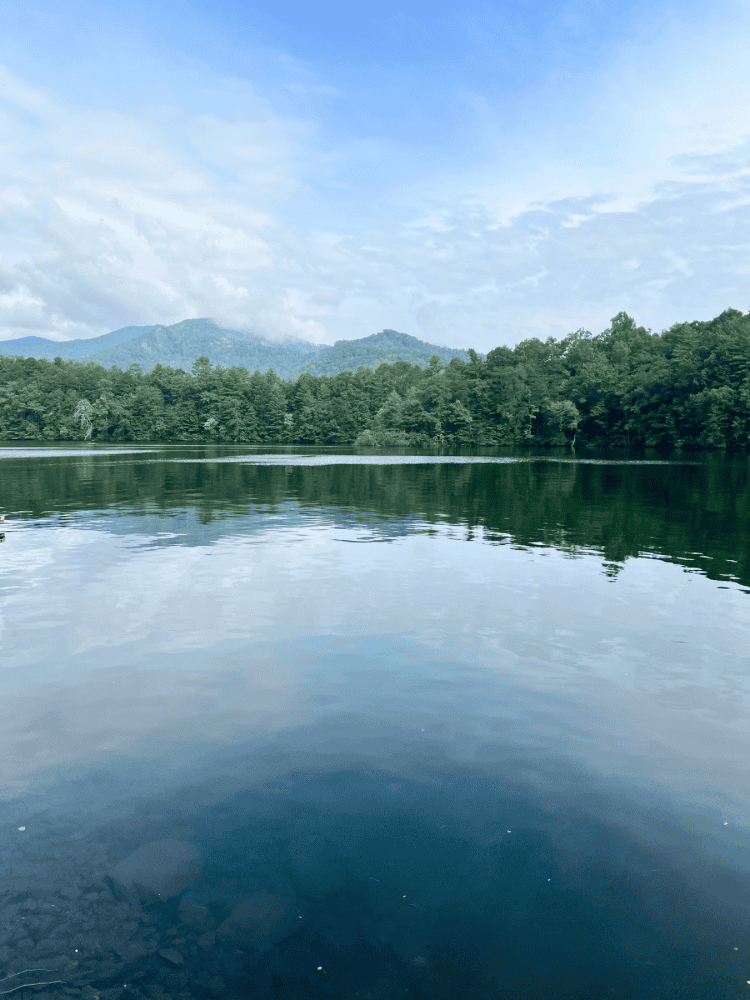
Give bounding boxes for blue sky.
[1,0,749,349]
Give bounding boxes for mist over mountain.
[0,319,469,376]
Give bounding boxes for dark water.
[1,444,749,1000]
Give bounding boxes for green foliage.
[2,308,750,449]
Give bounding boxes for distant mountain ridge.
[0,319,469,377]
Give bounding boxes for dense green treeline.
[2,309,750,449]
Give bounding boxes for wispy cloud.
[0,0,749,349]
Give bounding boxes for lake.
[1,444,749,1000]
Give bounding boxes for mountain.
[289,329,467,377]
[0,325,161,361]
[85,319,320,374]
[0,319,469,377]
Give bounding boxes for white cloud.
[1,1,750,353]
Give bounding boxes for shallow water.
[0,444,749,1000]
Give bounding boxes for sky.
[0,0,749,351]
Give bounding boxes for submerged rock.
[178,892,215,931]
[158,948,184,966]
[196,930,216,952]
[109,840,201,902]
[215,889,299,953]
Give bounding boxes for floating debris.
[0,969,65,996]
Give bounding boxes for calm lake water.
[1,444,749,1000]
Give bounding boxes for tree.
[74,398,94,440]
[3,309,750,450]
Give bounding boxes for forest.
[1,309,749,450]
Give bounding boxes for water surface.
[1,444,749,1000]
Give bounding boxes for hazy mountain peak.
[0,319,469,376]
